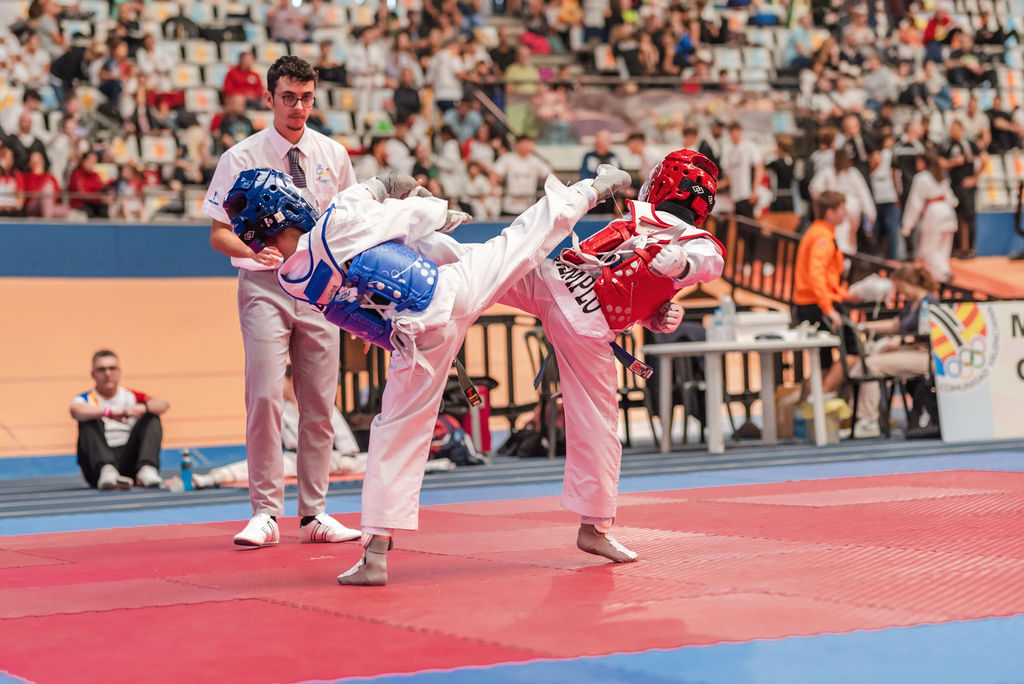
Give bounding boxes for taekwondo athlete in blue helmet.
[224,165,633,586]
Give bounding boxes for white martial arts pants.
[501,272,622,520]
[360,180,592,532]
[237,269,340,518]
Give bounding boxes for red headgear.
[638,149,719,225]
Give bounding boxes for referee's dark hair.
[267,56,319,93]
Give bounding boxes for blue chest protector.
[281,209,439,351]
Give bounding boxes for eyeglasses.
[274,92,315,108]
[94,366,120,373]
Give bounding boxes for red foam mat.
[1,470,1023,683]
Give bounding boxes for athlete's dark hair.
[267,56,318,94]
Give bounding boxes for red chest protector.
[559,200,702,331]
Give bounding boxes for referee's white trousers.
[360,179,592,532]
[238,269,340,518]
[500,271,622,520]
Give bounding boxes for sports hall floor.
[1,437,1023,684]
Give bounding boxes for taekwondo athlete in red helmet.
[497,150,725,564]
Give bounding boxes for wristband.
[103,407,111,418]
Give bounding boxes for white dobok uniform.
[277,175,598,533]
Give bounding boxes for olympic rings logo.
[942,336,987,380]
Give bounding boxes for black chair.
[614,331,658,448]
[837,314,905,439]
[644,323,708,446]
[524,327,561,458]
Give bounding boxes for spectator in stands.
[389,66,422,124]
[98,39,131,111]
[893,116,928,208]
[464,120,499,169]
[464,159,500,219]
[135,33,173,94]
[720,121,764,219]
[411,140,443,197]
[223,51,264,109]
[49,39,104,96]
[504,45,541,134]
[70,349,169,490]
[47,116,86,185]
[384,118,416,176]
[697,119,724,173]
[68,150,111,218]
[963,96,991,152]
[385,32,423,87]
[489,26,517,73]
[316,40,347,85]
[986,94,1022,155]
[861,54,899,111]
[946,33,997,88]
[808,126,838,179]
[842,6,875,49]
[0,145,24,217]
[923,4,959,63]
[215,94,255,154]
[793,190,856,393]
[870,132,904,260]
[579,129,621,212]
[810,148,875,255]
[436,124,468,201]
[625,132,661,191]
[35,0,66,60]
[21,149,65,218]
[783,12,815,71]
[766,135,796,213]
[942,120,983,259]
[6,111,48,173]
[349,26,389,135]
[902,150,957,282]
[974,8,1013,46]
[840,112,875,184]
[849,264,939,438]
[426,37,469,114]
[443,98,484,144]
[354,136,392,181]
[492,134,551,215]
[1,88,47,144]
[111,162,146,220]
[267,0,311,43]
[13,32,51,92]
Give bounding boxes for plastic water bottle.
[917,301,931,336]
[720,293,737,340]
[708,308,726,341]
[181,448,193,492]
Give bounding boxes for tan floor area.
[1,277,245,457]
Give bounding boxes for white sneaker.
[135,465,163,488]
[300,513,361,543]
[854,418,881,438]
[234,513,280,547]
[97,464,132,490]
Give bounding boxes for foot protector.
[577,524,638,563]
[337,535,393,586]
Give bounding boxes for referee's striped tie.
[287,147,307,188]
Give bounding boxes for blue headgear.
[223,168,318,253]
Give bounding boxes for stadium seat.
[742,47,773,69]
[291,42,318,60]
[62,19,93,39]
[1004,150,1024,180]
[94,163,120,184]
[950,88,968,109]
[257,42,287,64]
[248,110,272,131]
[107,137,140,164]
[714,47,743,70]
[980,154,1006,181]
[187,3,214,25]
[202,63,230,89]
[329,88,356,110]
[184,40,218,65]
[77,0,108,20]
[220,42,251,65]
[185,87,221,113]
[172,64,203,89]
[593,44,620,73]
[325,111,354,135]
[144,1,178,23]
[318,3,346,26]
[978,180,1010,209]
[76,86,104,112]
[141,135,178,164]
[350,4,375,26]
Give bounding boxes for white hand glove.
[657,302,684,333]
[591,164,632,202]
[376,172,418,198]
[439,209,471,233]
[649,245,690,279]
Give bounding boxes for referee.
[203,56,359,547]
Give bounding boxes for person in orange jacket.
[793,190,857,394]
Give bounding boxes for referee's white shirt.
[203,125,357,270]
